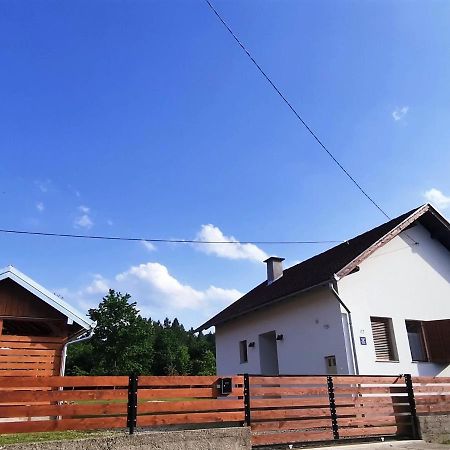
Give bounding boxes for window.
[239,340,248,364]
[406,320,428,362]
[370,317,398,361]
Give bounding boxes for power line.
[0,228,344,245]
[204,0,391,220]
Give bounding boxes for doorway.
[259,331,279,375]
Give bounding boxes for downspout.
[328,279,359,375]
[59,327,94,376]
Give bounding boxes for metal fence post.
[243,373,251,427]
[127,374,138,435]
[327,376,339,440]
[404,374,420,440]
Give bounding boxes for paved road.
[302,441,448,450]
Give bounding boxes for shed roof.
[197,203,450,331]
[0,266,94,331]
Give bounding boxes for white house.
[197,204,450,377]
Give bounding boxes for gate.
[248,374,416,447]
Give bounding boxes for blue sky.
[1,0,450,328]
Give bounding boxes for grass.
[0,430,115,446]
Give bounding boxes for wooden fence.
[413,377,450,415]
[0,373,449,446]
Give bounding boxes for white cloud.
[62,262,242,327]
[36,202,45,212]
[424,188,450,210]
[85,274,109,295]
[78,205,90,213]
[74,214,93,229]
[195,224,268,262]
[35,179,52,193]
[392,106,409,121]
[141,241,157,252]
[74,205,94,229]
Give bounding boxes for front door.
[259,331,279,375]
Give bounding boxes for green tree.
[66,292,216,376]
[86,289,154,375]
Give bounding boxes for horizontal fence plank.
[0,416,126,434]
[139,376,243,386]
[0,335,66,344]
[252,430,334,446]
[139,387,244,400]
[339,416,411,427]
[251,397,331,408]
[335,395,409,407]
[416,395,450,405]
[0,348,59,357]
[337,405,411,417]
[339,425,401,438]
[417,403,450,414]
[334,386,408,395]
[0,376,128,388]
[252,407,330,421]
[0,341,62,350]
[0,370,55,377]
[0,388,128,403]
[138,399,243,414]
[251,387,328,396]
[414,386,450,394]
[413,377,450,384]
[252,418,332,432]
[249,376,327,385]
[138,411,244,427]
[0,402,127,418]
[333,376,404,385]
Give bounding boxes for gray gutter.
[59,327,95,376]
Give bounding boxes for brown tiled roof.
[197,205,432,331]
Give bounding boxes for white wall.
[215,287,350,375]
[338,224,450,376]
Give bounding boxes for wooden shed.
[0,266,93,377]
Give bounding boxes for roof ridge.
[196,204,432,332]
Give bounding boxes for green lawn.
[0,430,116,446]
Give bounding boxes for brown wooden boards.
[413,377,450,415]
[333,375,412,441]
[0,375,129,434]
[136,375,245,428]
[249,375,332,446]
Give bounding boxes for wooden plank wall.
[249,376,334,446]
[333,375,412,439]
[0,376,129,433]
[137,375,245,428]
[413,377,450,415]
[0,336,64,376]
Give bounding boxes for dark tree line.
[66,290,215,376]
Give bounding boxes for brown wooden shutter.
[371,317,395,361]
[422,319,450,363]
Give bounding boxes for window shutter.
[371,317,394,361]
[422,320,450,363]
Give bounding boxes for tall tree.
[66,292,216,376]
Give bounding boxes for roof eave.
[335,204,430,280]
[0,266,94,331]
[195,280,330,332]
